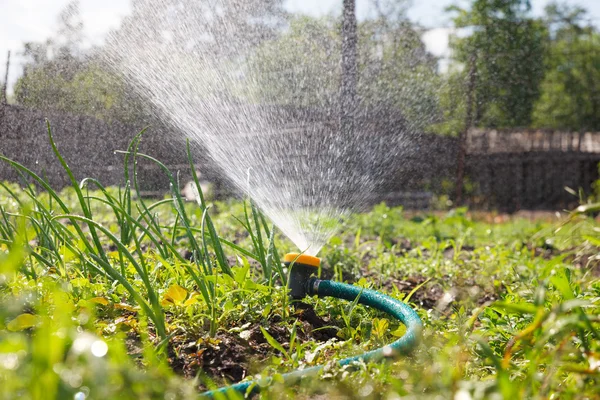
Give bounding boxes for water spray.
[201,253,423,398]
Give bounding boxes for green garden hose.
[200,278,423,398]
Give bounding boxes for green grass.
[0,125,599,399]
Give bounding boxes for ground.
[0,174,599,399]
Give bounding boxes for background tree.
[248,0,440,132]
[448,0,547,128]
[248,16,340,107]
[14,0,287,123]
[531,2,600,131]
[14,1,144,123]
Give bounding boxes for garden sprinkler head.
[283,253,320,299]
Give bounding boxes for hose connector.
[283,253,320,299]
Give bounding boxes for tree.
[15,0,287,123]
[15,63,142,123]
[448,0,547,128]
[15,1,86,109]
[248,6,440,132]
[531,2,600,131]
[13,1,145,123]
[247,16,341,107]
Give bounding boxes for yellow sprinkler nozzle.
[284,253,321,299]
[283,253,321,268]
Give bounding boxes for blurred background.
[1,0,600,212]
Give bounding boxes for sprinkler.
[284,252,321,300]
[201,253,423,398]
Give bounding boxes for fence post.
[456,51,477,205]
[0,51,10,137]
[1,50,9,105]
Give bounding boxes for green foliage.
[357,18,441,128]
[1,126,599,398]
[248,16,340,107]
[248,14,440,130]
[13,0,287,123]
[448,0,547,128]
[428,70,468,136]
[15,63,142,123]
[13,2,145,123]
[532,3,600,131]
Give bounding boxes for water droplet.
[74,391,86,400]
[382,345,394,357]
[0,353,19,370]
[91,340,108,357]
[454,390,472,400]
[358,384,373,397]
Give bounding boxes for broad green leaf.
[391,325,407,337]
[550,271,574,300]
[161,284,188,306]
[7,313,38,331]
[234,257,251,285]
[372,318,389,339]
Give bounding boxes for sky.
[1,0,600,94]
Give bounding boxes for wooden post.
[1,51,9,105]
[341,0,358,137]
[0,51,10,139]
[456,51,477,205]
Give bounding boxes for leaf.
[161,284,188,306]
[183,293,201,306]
[372,318,389,340]
[289,319,298,354]
[70,277,91,288]
[550,271,574,300]
[260,326,289,359]
[404,278,432,303]
[583,235,600,247]
[114,303,136,312]
[391,325,407,337]
[7,313,38,331]
[234,257,251,285]
[89,297,109,306]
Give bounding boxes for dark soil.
[164,302,339,390]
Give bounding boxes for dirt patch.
[164,304,339,390]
